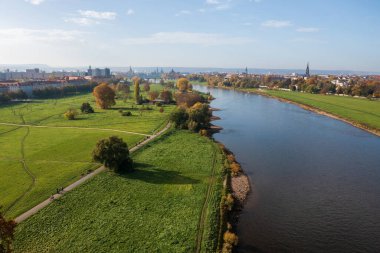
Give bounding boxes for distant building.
[87,66,111,78]
[305,62,310,77]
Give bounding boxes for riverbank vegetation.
[13,130,225,253]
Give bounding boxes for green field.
[14,130,225,253]
[0,87,174,218]
[252,89,380,131]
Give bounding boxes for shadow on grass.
[121,162,200,185]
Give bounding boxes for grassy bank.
[14,130,225,253]
[0,88,174,218]
[240,88,380,135]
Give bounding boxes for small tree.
[0,211,17,253]
[92,136,133,173]
[177,78,190,92]
[148,91,159,101]
[80,102,94,114]
[160,90,173,103]
[133,77,141,104]
[93,83,116,109]
[143,82,150,92]
[64,109,78,120]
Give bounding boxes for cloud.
[175,10,191,16]
[65,10,117,25]
[78,10,117,20]
[289,37,327,44]
[126,9,135,15]
[296,27,320,33]
[0,28,86,44]
[205,0,232,10]
[262,20,292,28]
[25,0,45,5]
[123,32,255,46]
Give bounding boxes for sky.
[0,0,379,72]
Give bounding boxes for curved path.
[0,122,151,137]
[14,122,171,223]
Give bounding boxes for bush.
[64,109,78,120]
[222,194,234,211]
[227,154,236,163]
[80,102,94,113]
[121,111,132,116]
[230,162,241,176]
[159,107,164,113]
[169,107,189,129]
[223,231,238,246]
[199,129,208,136]
[92,136,133,173]
[155,102,162,107]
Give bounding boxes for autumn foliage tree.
[93,83,116,109]
[177,78,190,92]
[160,90,173,103]
[133,77,141,104]
[0,211,16,253]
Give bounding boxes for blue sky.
[0,0,379,71]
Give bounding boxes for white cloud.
[206,0,220,4]
[78,10,117,20]
[65,10,117,26]
[126,9,135,16]
[296,27,320,33]
[123,32,254,46]
[262,20,292,28]
[25,0,45,5]
[175,10,191,16]
[0,28,85,44]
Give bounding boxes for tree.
[64,109,78,120]
[148,91,159,101]
[0,211,16,253]
[92,136,133,173]
[133,77,141,104]
[169,107,189,129]
[160,90,173,103]
[143,82,150,92]
[177,78,190,92]
[93,83,116,109]
[80,102,94,113]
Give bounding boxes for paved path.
[0,122,151,137]
[14,122,171,223]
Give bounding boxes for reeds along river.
[194,85,380,253]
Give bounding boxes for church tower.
[305,62,310,77]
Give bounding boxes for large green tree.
[92,136,133,173]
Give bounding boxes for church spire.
[306,62,310,77]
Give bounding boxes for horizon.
[0,0,379,72]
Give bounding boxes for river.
[194,85,380,253]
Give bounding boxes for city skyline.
[0,0,379,72]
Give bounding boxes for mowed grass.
[0,87,174,218]
[14,130,224,253]
[256,89,380,130]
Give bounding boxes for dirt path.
[195,148,218,253]
[0,122,152,137]
[14,122,171,223]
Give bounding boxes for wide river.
[194,85,380,253]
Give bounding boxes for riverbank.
[212,85,380,138]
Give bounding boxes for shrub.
[227,154,236,163]
[223,194,234,211]
[80,102,94,113]
[199,129,208,136]
[64,109,78,120]
[159,107,164,113]
[155,102,162,107]
[121,111,132,116]
[169,107,189,129]
[230,162,241,176]
[223,231,238,246]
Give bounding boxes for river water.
[194,85,380,253]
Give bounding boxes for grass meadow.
[14,130,225,253]
[0,85,174,218]
[254,89,380,131]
